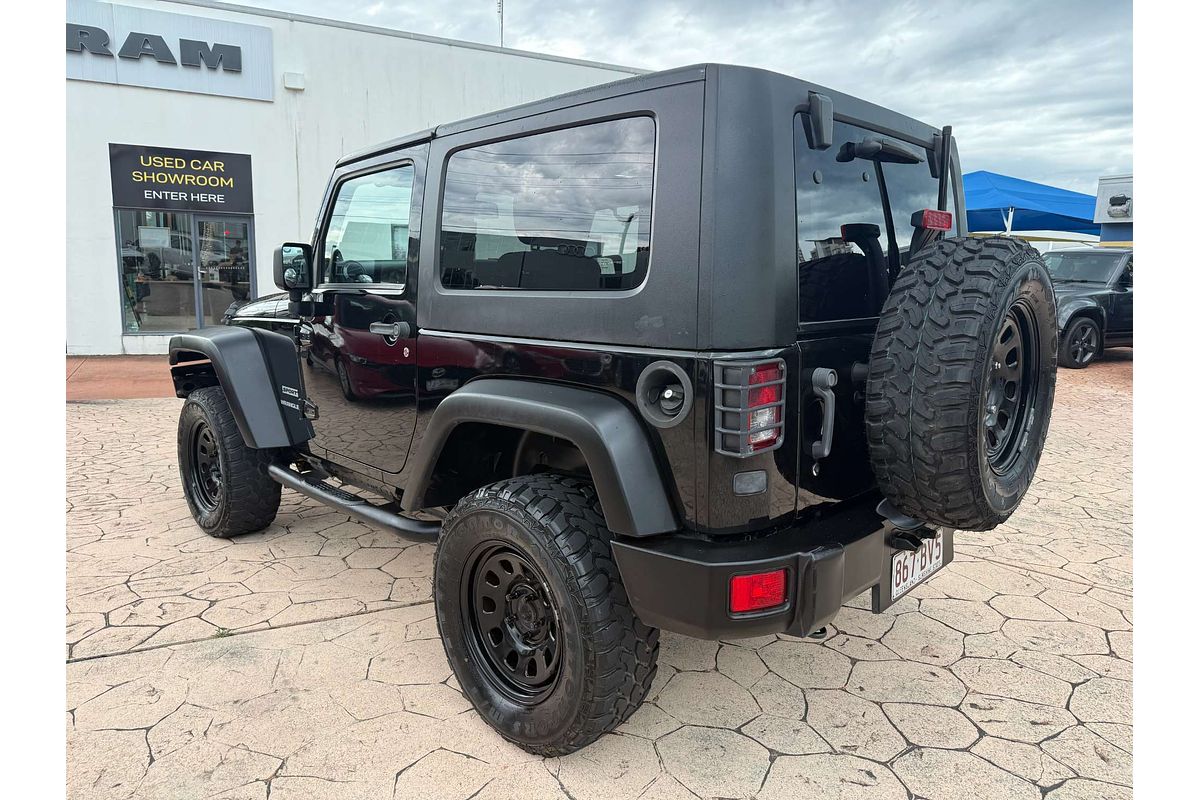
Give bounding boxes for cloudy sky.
[241,0,1131,194]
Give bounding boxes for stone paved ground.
[66,352,1133,800]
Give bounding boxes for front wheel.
[434,474,659,756]
[335,358,356,400]
[1059,316,1102,368]
[178,386,282,538]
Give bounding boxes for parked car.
[167,64,1058,755]
[1043,247,1133,368]
[220,292,297,338]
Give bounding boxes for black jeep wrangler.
[169,64,1057,755]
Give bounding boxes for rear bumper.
[611,497,952,639]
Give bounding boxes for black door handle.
[810,368,838,460]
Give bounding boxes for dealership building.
[66,0,642,355]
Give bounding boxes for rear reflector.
[730,569,787,613]
[911,208,953,231]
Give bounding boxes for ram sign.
[66,0,274,101]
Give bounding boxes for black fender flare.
[400,378,678,537]
[1057,298,1106,335]
[169,326,313,450]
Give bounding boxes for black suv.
[169,64,1058,755]
[1043,247,1133,368]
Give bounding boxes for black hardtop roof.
[337,63,943,167]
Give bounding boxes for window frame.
[314,158,418,295]
[434,113,659,295]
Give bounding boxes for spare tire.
[865,236,1057,531]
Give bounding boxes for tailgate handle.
[810,368,838,460]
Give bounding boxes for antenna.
[497,0,504,47]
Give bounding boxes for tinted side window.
[322,164,414,286]
[440,117,655,291]
[795,115,939,323]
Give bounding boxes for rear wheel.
[865,236,1058,531]
[178,386,282,538]
[434,474,658,756]
[1059,316,1102,368]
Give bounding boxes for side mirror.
[274,243,313,296]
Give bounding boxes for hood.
[1051,281,1108,300]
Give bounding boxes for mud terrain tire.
[865,236,1057,531]
[178,386,282,537]
[434,474,659,756]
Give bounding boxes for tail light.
[910,208,953,231]
[713,359,786,457]
[730,569,787,613]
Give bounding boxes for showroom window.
[110,144,256,335]
[439,116,656,291]
[117,210,253,333]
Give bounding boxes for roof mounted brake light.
[911,209,953,231]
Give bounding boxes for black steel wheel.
[984,303,1041,473]
[463,544,562,704]
[434,474,658,756]
[1059,316,1101,369]
[186,418,223,513]
[177,386,282,538]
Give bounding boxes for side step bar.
[267,464,440,543]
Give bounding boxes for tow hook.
[887,528,936,552]
[877,499,937,551]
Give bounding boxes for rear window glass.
[795,114,941,323]
[439,117,655,291]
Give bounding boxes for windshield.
[1043,252,1123,284]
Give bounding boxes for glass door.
[117,209,196,333]
[117,211,254,332]
[195,216,253,327]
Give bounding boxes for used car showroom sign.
[109,144,254,214]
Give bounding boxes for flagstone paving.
[66,352,1133,799]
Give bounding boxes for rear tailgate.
[793,327,877,513]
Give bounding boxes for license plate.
[890,531,944,601]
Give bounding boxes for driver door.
[1109,257,1133,335]
[301,155,423,477]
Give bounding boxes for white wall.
[66,0,641,354]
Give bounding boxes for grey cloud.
[243,0,1131,193]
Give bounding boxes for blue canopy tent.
[964,171,1100,235]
